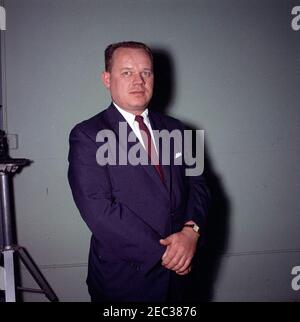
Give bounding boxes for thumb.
[160,238,171,246]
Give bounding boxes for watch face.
[184,224,200,234]
[193,225,200,233]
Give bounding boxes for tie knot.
[135,115,144,124]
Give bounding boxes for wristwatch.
[183,223,200,235]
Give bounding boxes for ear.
[101,71,111,89]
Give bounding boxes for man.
[68,41,210,302]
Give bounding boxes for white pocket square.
[175,152,182,159]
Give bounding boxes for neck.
[113,102,147,115]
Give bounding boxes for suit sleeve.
[185,173,211,234]
[182,126,211,239]
[67,125,164,266]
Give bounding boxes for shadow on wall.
[150,49,231,302]
[148,49,175,115]
[186,145,231,302]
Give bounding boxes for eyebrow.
[120,67,152,71]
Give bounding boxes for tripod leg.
[17,247,58,302]
[3,249,16,302]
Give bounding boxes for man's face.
[102,47,154,115]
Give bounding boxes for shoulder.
[149,111,186,131]
[69,107,111,140]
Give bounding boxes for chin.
[130,100,149,109]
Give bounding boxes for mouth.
[129,91,145,95]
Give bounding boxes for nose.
[133,72,145,84]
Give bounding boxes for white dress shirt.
[113,102,158,153]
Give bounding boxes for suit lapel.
[102,104,170,200]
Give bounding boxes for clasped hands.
[159,223,199,275]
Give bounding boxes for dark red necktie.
[135,115,164,183]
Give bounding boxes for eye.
[121,71,132,77]
[141,71,152,77]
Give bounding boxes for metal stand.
[0,162,58,302]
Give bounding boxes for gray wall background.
[1,0,299,301]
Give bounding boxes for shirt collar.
[113,102,150,127]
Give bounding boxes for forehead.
[111,47,152,69]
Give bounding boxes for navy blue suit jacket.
[68,104,210,301]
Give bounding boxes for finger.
[176,258,192,274]
[172,256,186,272]
[163,244,185,267]
[164,254,183,270]
[161,246,170,261]
[160,239,171,261]
[162,247,178,266]
[176,266,191,275]
[176,269,190,275]
[159,238,171,246]
[161,246,173,263]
